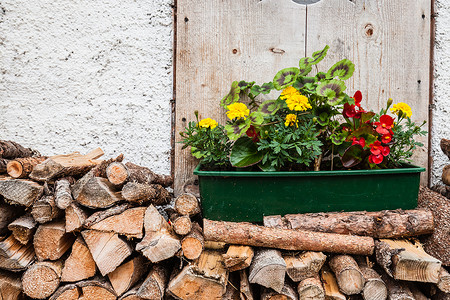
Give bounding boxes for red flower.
[381,146,390,156]
[374,115,394,135]
[343,91,365,119]
[352,137,365,148]
[353,91,362,108]
[343,103,357,118]
[370,140,383,156]
[246,125,259,143]
[369,154,384,164]
[381,134,392,144]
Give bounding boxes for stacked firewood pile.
[0,140,449,300]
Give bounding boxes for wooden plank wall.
[175,0,431,194]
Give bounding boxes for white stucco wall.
[432,0,450,185]
[0,0,173,175]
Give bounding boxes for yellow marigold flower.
[226,102,250,120]
[285,114,298,128]
[390,102,412,118]
[198,118,218,129]
[280,86,312,111]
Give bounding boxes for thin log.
[75,176,124,209]
[0,179,43,207]
[380,270,414,300]
[170,212,192,236]
[61,236,96,282]
[136,264,169,299]
[249,249,286,293]
[81,230,133,276]
[356,257,388,300]
[77,277,117,300]
[261,280,298,300]
[375,239,441,283]
[0,140,38,159]
[7,214,37,245]
[0,270,24,300]
[438,267,450,293]
[284,251,327,282]
[91,154,124,178]
[22,260,62,299]
[7,156,48,179]
[441,138,450,160]
[108,256,147,296]
[263,209,434,238]
[65,202,88,233]
[223,245,254,272]
[329,255,365,295]
[54,178,74,209]
[181,222,204,260]
[443,165,450,186]
[121,182,171,205]
[321,267,346,300]
[0,158,11,174]
[297,275,325,300]
[205,241,227,250]
[203,219,375,255]
[174,193,200,216]
[31,195,62,223]
[34,220,75,261]
[0,235,35,271]
[239,269,254,300]
[106,161,173,187]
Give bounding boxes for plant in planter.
[180,45,427,222]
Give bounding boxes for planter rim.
[194,163,425,177]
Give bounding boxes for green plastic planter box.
[194,164,425,223]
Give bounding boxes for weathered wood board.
[175,0,431,194]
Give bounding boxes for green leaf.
[230,136,263,168]
[237,80,255,90]
[316,79,347,105]
[249,85,261,98]
[327,59,355,80]
[249,111,265,125]
[341,144,364,168]
[273,67,300,90]
[330,133,346,145]
[361,112,376,124]
[351,125,377,137]
[310,45,329,65]
[293,77,316,90]
[364,134,377,147]
[258,160,277,172]
[298,65,312,76]
[220,81,240,108]
[258,100,281,115]
[225,121,251,141]
[260,82,274,94]
[316,72,327,80]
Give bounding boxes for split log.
[137,264,169,299]
[75,176,124,209]
[77,277,117,300]
[181,222,204,260]
[418,186,450,266]
[0,235,35,271]
[49,284,79,300]
[29,148,104,182]
[91,154,124,178]
[0,179,43,207]
[174,193,200,216]
[108,256,147,296]
[329,255,365,295]
[0,200,24,235]
[34,220,75,261]
[31,195,62,223]
[0,270,24,300]
[249,249,286,293]
[432,184,450,199]
[84,204,145,238]
[136,205,181,263]
[261,280,298,300]
[240,269,254,300]
[284,251,327,282]
[203,219,375,255]
[121,182,170,205]
[167,250,228,299]
[106,161,173,187]
[375,239,441,283]
[0,158,10,174]
[61,236,96,282]
[0,140,38,159]
[263,209,434,239]
[118,286,140,300]
[170,212,192,236]
[380,271,414,300]
[205,241,227,250]
[81,230,132,276]
[441,138,450,160]
[223,245,254,272]
[65,203,88,233]
[356,257,388,300]
[22,260,62,299]
[7,214,37,245]
[320,267,346,300]
[438,267,450,293]
[297,275,325,300]
[443,165,450,186]
[54,178,74,209]
[7,157,48,179]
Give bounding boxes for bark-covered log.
[31,195,62,223]
[0,270,24,300]
[118,286,141,300]
[22,261,62,299]
[284,251,327,282]
[0,200,24,236]
[34,220,75,261]
[329,255,365,295]
[0,235,35,271]
[121,182,170,206]
[7,156,48,179]
[108,256,147,296]
[81,230,132,276]
[418,186,450,266]
[443,165,450,186]
[223,245,254,272]
[84,204,145,239]
[223,272,240,300]
[7,214,37,245]
[0,179,43,207]
[263,209,434,238]
[65,203,88,233]
[438,267,450,293]
[181,222,204,260]
[321,267,346,300]
[174,193,200,216]
[380,270,415,300]
[106,161,173,187]
[54,178,74,209]
[239,269,254,300]
[75,176,124,209]
[170,212,192,236]
[375,239,441,283]
[441,138,450,160]
[297,275,325,300]
[61,236,96,282]
[203,219,375,255]
[261,280,298,300]
[0,158,11,174]
[356,257,388,300]
[0,140,38,159]
[432,184,450,199]
[137,264,169,299]
[249,249,286,293]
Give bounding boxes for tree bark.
[49,284,79,300]
[239,269,254,300]
[108,256,147,296]
[320,267,346,300]
[6,156,48,179]
[0,179,43,207]
[297,275,325,300]
[75,176,124,209]
[443,165,450,186]
[136,264,169,299]
[0,200,24,236]
[54,178,74,209]
[174,193,200,216]
[107,161,173,187]
[379,270,415,300]
[203,219,375,255]
[438,267,450,293]
[0,270,24,300]
[222,245,254,272]
[0,235,35,271]
[284,251,327,282]
[121,182,171,206]
[263,209,434,239]
[329,255,365,295]
[0,158,11,174]
[65,203,88,233]
[7,214,37,245]
[34,220,75,261]
[249,249,286,293]
[31,195,62,223]
[181,222,204,260]
[431,184,450,199]
[0,140,38,159]
[441,138,450,160]
[61,236,96,282]
[170,212,192,236]
[22,261,62,299]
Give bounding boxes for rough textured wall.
[0,0,173,175]
[432,0,450,185]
